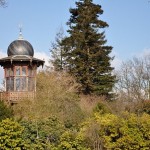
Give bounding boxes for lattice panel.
[0,91,35,104]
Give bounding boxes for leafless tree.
[114,54,150,112]
[49,27,66,71]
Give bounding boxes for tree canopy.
[62,0,115,97]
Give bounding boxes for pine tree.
[50,27,65,71]
[62,0,115,97]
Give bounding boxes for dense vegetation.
[0,0,150,149]
[0,100,13,121]
[0,70,150,149]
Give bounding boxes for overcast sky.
[0,0,150,79]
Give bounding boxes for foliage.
[58,131,91,150]
[79,112,150,149]
[20,116,91,150]
[10,69,150,149]
[0,100,13,121]
[14,71,84,128]
[11,110,150,150]
[0,118,28,149]
[62,0,115,96]
[21,116,65,149]
[39,116,65,145]
[20,120,39,145]
[37,71,84,127]
[135,100,150,115]
[50,27,66,71]
[93,101,112,114]
[140,100,150,114]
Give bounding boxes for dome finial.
[18,24,24,40]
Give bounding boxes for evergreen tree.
[62,0,115,97]
[50,27,65,71]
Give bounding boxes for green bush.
[0,100,13,121]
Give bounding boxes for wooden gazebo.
[0,32,44,104]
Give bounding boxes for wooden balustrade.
[0,91,35,104]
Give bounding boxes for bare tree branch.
[114,54,150,113]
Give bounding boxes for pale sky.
[0,0,150,79]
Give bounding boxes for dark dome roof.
[7,40,34,56]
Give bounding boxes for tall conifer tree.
[62,0,115,97]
